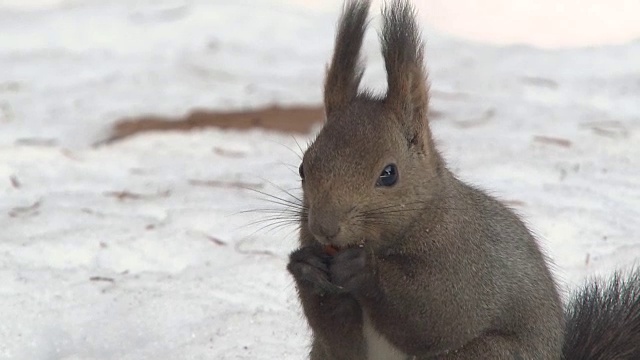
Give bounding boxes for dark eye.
[376,164,398,187]
[298,163,305,180]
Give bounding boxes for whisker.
[292,136,307,157]
[362,201,472,216]
[358,200,430,213]
[351,223,382,241]
[278,162,300,178]
[264,221,300,235]
[237,208,305,215]
[265,138,303,160]
[250,219,300,235]
[238,182,308,241]
[244,214,300,224]
[245,188,304,209]
[255,177,304,203]
[240,220,300,236]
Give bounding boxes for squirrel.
[286,0,640,359]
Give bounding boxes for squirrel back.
[285,1,640,359]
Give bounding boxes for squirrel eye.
[298,163,305,180]
[376,164,398,187]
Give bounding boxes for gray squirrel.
[286,0,640,359]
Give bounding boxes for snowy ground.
[1,1,639,359]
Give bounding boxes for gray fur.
[323,0,370,116]
[286,1,640,359]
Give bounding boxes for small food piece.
[323,244,339,256]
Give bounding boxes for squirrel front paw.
[330,247,375,296]
[287,245,342,295]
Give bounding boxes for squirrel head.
[299,0,444,250]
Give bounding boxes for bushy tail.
[563,269,640,359]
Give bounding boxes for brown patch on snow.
[100,105,325,145]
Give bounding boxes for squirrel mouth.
[323,244,340,256]
[322,240,365,256]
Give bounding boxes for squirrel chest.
[363,312,409,360]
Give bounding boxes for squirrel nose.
[308,209,342,243]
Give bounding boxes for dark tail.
[323,0,370,116]
[563,269,640,359]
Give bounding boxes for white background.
[0,1,639,359]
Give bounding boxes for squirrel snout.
[308,209,342,244]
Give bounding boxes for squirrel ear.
[323,0,370,117]
[381,1,432,149]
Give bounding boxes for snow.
[416,0,640,48]
[1,1,639,359]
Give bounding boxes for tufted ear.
[381,0,433,150]
[323,0,370,117]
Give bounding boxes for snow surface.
[1,0,639,359]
